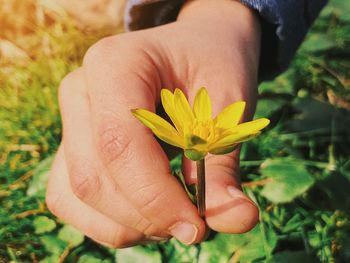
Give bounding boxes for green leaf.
[27,156,54,198]
[58,225,84,247]
[267,250,316,263]
[173,170,195,203]
[258,69,295,95]
[260,159,315,203]
[255,97,287,119]
[115,246,162,263]
[77,254,111,263]
[170,154,182,172]
[302,33,337,53]
[39,255,61,263]
[161,239,198,263]
[33,216,56,234]
[40,235,67,255]
[316,172,350,213]
[199,224,277,262]
[286,98,350,134]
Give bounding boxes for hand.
[46,0,261,247]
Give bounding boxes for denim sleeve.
[125,0,328,79]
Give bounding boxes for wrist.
[177,0,261,71]
[178,0,258,26]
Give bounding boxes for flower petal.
[193,87,212,121]
[160,89,183,134]
[210,132,260,150]
[230,118,270,133]
[174,88,194,125]
[211,118,269,149]
[214,101,246,129]
[131,109,183,148]
[209,144,238,155]
[153,129,184,149]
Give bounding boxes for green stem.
[196,158,206,218]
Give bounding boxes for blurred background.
[0,0,349,262]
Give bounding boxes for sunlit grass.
[0,0,349,262]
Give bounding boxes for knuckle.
[82,34,145,72]
[136,181,169,217]
[207,152,239,177]
[98,125,132,165]
[133,217,158,236]
[142,224,160,237]
[83,35,133,68]
[58,73,74,101]
[83,36,115,66]
[69,159,101,203]
[58,68,84,103]
[111,227,132,248]
[45,187,62,217]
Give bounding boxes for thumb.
[183,150,259,234]
[181,83,259,233]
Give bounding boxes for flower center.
[189,119,215,142]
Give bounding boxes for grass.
[0,0,349,262]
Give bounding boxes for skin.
[46,0,261,247]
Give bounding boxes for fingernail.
[227,185,246,198]
[169,222,198,245]
[146,235,170,242]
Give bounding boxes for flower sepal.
[185,134,206,147]
[184,149,206,161]
[209,144,239,155]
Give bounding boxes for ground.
[0,0,349,262]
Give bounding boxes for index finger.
[83,37,206,244]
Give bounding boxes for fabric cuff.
[125,0,185,31]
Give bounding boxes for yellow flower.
[131,87,270,161]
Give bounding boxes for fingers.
[182,152,259,234]
[205,153,259,233]
[181,77,259,233]
[82,39,206,244]
[46,146,147,248]
[59,68,169,238]
[204,152,256,234]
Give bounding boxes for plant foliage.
[0,0,349,262]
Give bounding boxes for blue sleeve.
[125,0,328,80]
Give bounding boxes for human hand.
[46,0,261,247]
